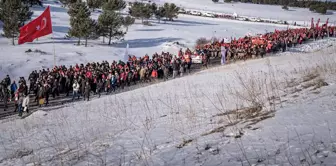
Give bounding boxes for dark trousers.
[96,89,101,98]
[85,93,90,101]
[45,93,49,105]
[18,104,23,116]
[72,91,79,101]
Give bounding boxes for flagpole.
[49,5,56,68]
[52,33,56,67]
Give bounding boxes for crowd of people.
[0,25,335,117]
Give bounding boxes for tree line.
[0,0,179,46]
[129,2,180,24]
[213,0,336,14]
[66,0,179,46]
[66,0,132,46]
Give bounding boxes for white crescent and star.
[41,17,47,29]
[36,17,47,31]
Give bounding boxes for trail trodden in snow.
[1,43,336,165]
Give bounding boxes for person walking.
[22,94,30,113]
[37,84,44,107]
[18,93,24,117]
[111,75,117,93]
[179,63,184,77]
[65,75,71,96]
[72,80,80,101]
[84,82,91,101]
[162,64,169,81]
[1,83,8,110]
[10,81,17,99]
[43,82,50,106]
[221,45,227,65]
[96,79,103,98]
[81,79,86,99]
[172,60,179,79]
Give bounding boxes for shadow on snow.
[157,19,218,26]
[52,25,69,33]
[33,4,68,13]
[26,38,77,45]
[104,37,182,48]
[135,29,165,32]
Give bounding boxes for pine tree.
[129,2,152,23]
[141,3,153,22]
[150,3,157,13]
[67,0,91,45]
[1,0,33,45]
[60,0,77,7]
[103,0,126,11]
[98,10,124,45]
[21,0,43,7]
[83,18,98,47]
[0,1,3,22]
[155,6,165,23]
[129,2,143,19]
[122,15,134,32]
[163,3,179,21]
[87,0,103,11]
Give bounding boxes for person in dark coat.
[43,83,50,106]
[65,75,71,96]
[84,82,91,101]
[179,63,184,77]
[172,60,179,79]
[96,79,103,98]
[52,79,59,98]
[162,64,169,81]
[259,45,266,58]
[1,83,8,110]
[10,81,17,99]
[4,75,11,88]
[59,76,66,93]
[81,79,86,99]
[17,93,24,116]
[111,75,117,93]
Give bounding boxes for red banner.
[18,6,53,45]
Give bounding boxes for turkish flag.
[18,6,52,45]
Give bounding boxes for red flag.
[316,18,320,29]
[18,6,52,45]
[311,18,314,29]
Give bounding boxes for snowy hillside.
[1,39,336,165]
[1,0,336,165]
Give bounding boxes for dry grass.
[176,139,193,149]
[301,77,328,90]
[302,72,320,83]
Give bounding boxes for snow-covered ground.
[1,38,336,166]
[1,1,336,165]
